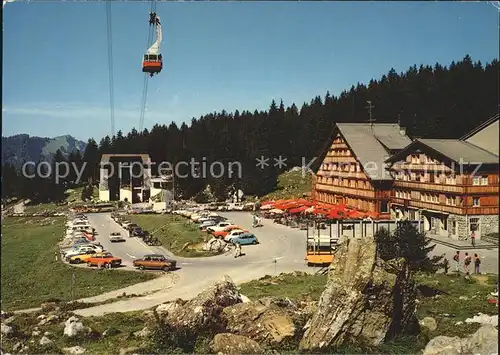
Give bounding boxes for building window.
[445,175,456,185]
[411,173,416,181]
[473,197,480,207]
[451,221,457,235]
[472,176,480,186]
[481,176,488,185]
[469,217,479,232]
[380,200,389,213]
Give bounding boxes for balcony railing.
[391,163,454,173]
[323,156,357,163]
[316,170,367,179]
[394,181,464,193]
[315,183,375,198]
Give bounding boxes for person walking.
[233,241,242,258]
[464,252,472,275]
[471,231,476,247]
[474,253,481,274]
[453,251,460,273]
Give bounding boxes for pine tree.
[375,221,445,273]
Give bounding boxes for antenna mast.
[366,101,375,127]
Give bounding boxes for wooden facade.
[388,151,499,217]
[312,134,392,218]
[312,118,498,240]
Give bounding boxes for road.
[71,211,497,317]
[74,212,313,316]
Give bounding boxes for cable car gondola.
[142,12,163,77]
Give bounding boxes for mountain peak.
[2,134,87,168]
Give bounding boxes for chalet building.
[386,114,499,240]
[312,123,412,218]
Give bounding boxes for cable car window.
[144,55,149,61]
[149,55,157,61]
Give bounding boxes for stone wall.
[478,214,499,237]
[446,214,467,240]
[447,214,499,240]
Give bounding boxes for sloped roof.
[418,139,499,164]
[100,154,151,164]
[460,113,499,140]
[386,139,499,165]
[461,114,499,156]
[335,123,411,180]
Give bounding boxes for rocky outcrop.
[222,297,297,344]
[299,237,419,351]
[420,317,437,331]
[159,275,242,332]
[63,316,91,338]
[210,333,263,354]
[422,324,498,355]
[202,237,230,252]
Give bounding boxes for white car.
[109,232,125,242]
[64,245,103,258]
[207,221,233,233]
[224,229,247,242]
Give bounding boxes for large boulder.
[221,297,297,345]
[422,324,498,355]
[210,333,262,354]
[160,275,242,332]
[299,237,419,351]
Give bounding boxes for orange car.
[87,252,122,268]
[212,225,248,239]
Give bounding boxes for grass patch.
[128,214,220,257]
[1,310,146,355]
[1,272,498,354]
[415,272,498,338]
[239,271,498,354]
[1,217,158,311]
[239,272,328,302]
[261,169,312,201]
[23,185,100,214]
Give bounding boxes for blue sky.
[2,1,499,141]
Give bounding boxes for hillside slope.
[1,134,87,168]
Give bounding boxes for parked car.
[64,244,103,257]
[130,226,144,237]
[133,254,177,271]
[213,225,247,239]
[121,221,134,229]
[126,224,139,232]
[228,233,259,245]
[67,250,98,264]
[206,221,233,233]
[200,220,217,230]
[87,252,122,268]
[223,229,248,242]
[109,232,125,242]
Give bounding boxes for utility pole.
[366,101,375,127]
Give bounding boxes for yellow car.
[68,251,98,264]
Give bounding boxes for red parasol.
[289,206,309,214]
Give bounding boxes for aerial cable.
[106,0,116,136]
[138,1,157,132]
